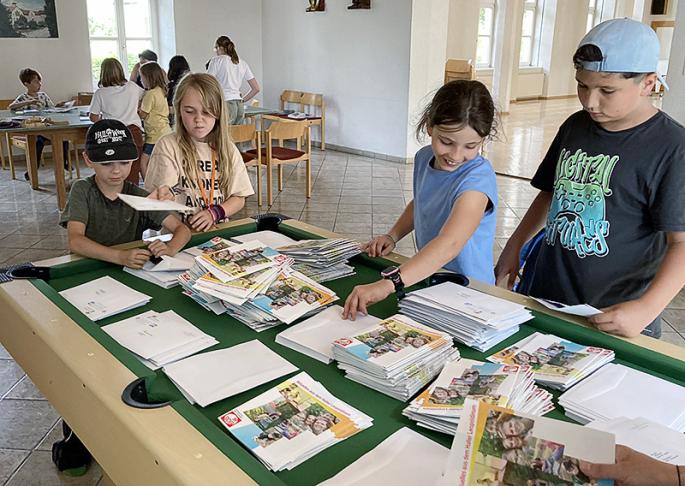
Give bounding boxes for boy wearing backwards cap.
[495,18,685,338]
[61,119,191,269]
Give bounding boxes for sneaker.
[51,421,92,475]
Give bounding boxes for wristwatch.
[381,266,406,300]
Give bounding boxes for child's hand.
[362,234,395,257]
[148,240,174,257]
[147,186,175,201]
[342,280,394,320]
[580,445,678,486]
[188,209,215,232]
[119,248,152,269]
[494,242,522,290]
[588,299,660,337]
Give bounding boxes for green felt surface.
[36,221,685,486]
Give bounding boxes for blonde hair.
[99,58,127,87]
[173,73,238,205]
[140,62,168,95]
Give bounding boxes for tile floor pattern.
[1,98,683,484]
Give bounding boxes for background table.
[1,219,684,485]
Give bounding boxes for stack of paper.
[59,276,151,321]
[587,416,685,465]
[487,332,614,390]
[124,254,195,289]
[332,314,459,401]
[101,310,217,369]
[440,399,615,486]
[558,363,685,432]
[230,230,297,249]
[218,371,373,471]
[163,340,298,407]
[318,427,449,486]
[399,282,534,351]
[276,305,382,364]
[278,238,361,283]
[194,240,290,283]
[403,358,554,435]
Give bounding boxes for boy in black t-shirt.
[495,18,685,338]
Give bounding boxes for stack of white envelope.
[59,276,151,321]
[276,305,382,364]
[101,310,218,369]
[487,332,615,390]
[587,416,685,464]
[124,254,195,289]
[403,358,554,435]
[559,363,685,432]
[332,314,459,401]
[318,427,449,486]
[218,371,373,471]
[399,282,534,352]
[278,238,361,283]
[230,230,297,249]
[162,340,298,407]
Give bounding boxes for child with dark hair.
[344,80,499,319]
[9,67,70,180]
[496,18,685,339]
[167,55,190,107]
[138,62,172,177]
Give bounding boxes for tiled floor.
[0,97,683,484]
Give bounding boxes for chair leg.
[267,161,273,206]
[6,134,15,180]
[278,165,283,192]
[306,159,311,198]
[0,136,5,170]
[255,163,262,207]
[67,142,73,179]
[321,121,325,151]
[74,144,81,179]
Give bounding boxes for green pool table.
[1,218,684,486]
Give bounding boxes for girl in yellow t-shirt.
[144,73,254,231]
[138,62,172,177]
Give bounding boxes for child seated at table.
[8,67,70,181]
[52,119,190,476]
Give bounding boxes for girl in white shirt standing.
[206,35,260,124]
[89,58,145,184]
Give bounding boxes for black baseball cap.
[85,119,138,163]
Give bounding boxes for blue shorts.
[143,143,155,155]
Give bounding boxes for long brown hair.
[140,62,168,95]
[99,58,127,87]
[215,35,239,64]
[173,73,239,204]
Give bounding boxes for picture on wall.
[0,0,58,38]
[306,0,325,12]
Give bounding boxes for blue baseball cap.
[576,18,668,90]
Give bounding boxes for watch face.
[381,266,399,278]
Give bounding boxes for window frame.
[86,0,158,87]
[586,0,605,33]
[476,0,498,68]
[519,0,544,67]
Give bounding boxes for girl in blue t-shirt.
[343,80,499,320]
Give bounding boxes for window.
[476,0,497,67]
[586,0,605,32]
[519,0,544,66]
[87,0,156,87]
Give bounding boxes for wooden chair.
[275,90,326,150]
[0,99,12,171]
[7,132,80,181]
[229,123,263,206]
[76,92,93,105]
[246,121,311,206]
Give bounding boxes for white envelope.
[231,230,297,249]
[142,254,194,272]
[318,428,448,485]
[117,193,195,213]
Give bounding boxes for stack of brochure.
[558,363,685,432]
[194,240,290,283]
[403,358,554,435]
[101,310,217,369]
[332,314,459,401]
[587,416,685,464]
[59,276,151,321]
[230,230,297,249]
[278,238,361,282]
[318,427,449,486]
[399,282,534,351]
[487,332,615,390]
[276,305,382,364]
[439,399,615,486]
[124,254,195,289]
[163,340,298,407]
[218,371,373,471]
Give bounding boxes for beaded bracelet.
[208,204,226,223]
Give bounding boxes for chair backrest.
[300,92,324,109]
[77,92,93,105]
[268,120,307,142]
[0,99,13,110]
[228,123,257,144]
[444,59,475,84]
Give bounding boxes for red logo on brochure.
[503,365,519,373]
[219,411,241,428]
[335,338,353,347]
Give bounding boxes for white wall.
[446,0,479,61]
[172,0,263,101]
[662,0,685,124]
[0,0,91,102]
[261,0,413,159]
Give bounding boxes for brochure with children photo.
[196,240,290,283]
[441,400,614,486]
[183,236,235,257]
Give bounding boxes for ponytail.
[215,35,239,64]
